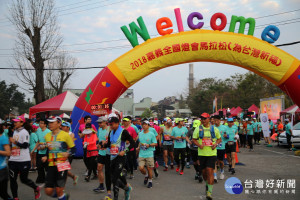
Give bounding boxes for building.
[113,89,134,116]
[133,97,152,117]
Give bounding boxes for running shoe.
[104,194,113,200]
[163,166,168,171]
[124,184,132,200]
[154,169,159,177]
[206,191,213,200]
[199,176,203,183]
[73,175,79,185]
[231,168,236,175]
[34,186,41,199]
[144,176,149,185]
[186,163,190,169]
[129,174,134,179]
[85,176,90,182]
[170,164,174,169]
[93,185,105,193]
[214,176,218,183]
[195,173,199,180]
[180,170,184,175]
[220,173,224,180]
[147,182,153,188]
[176,167,180,172]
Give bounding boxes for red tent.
[280,104,298,115]
[231,106,243,116]
[248,104,259,115]
[29,91,79,118]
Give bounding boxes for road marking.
[262,148,300,159]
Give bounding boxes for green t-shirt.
[149,127,158,137]
[3,129,9,138]
[247,124,254,135]
[36,128,51,154]
[171,126,188,149]
[138,131,157,158]
[131,124,139,134]
[97,127,110,156]
[29,132,38,152]
[215,125,227,150]
[226,126,237,142]
[269,121,274,129]
[253,122,259,132]
[285,123,292,135]
[193,126,221,156]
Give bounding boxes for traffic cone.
[236,142,240,153]
[224,152,239,163]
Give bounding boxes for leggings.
[0,167,11,200]
[111,156,128,200]
[8,161,37,198]
[186,147,191,163]
[126,150,135,175]
[87,156,97,177]
[36,153,48,184]
[174,148,186,170]
[239,134,246,147]
[248,135,254,150]
[104,155,111,191]
[254,132,260,143]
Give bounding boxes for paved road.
[9,143,300,200]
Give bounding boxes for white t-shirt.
[9,128,31,162]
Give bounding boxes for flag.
[213,96,217,112]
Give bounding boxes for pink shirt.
[122,126,137,151]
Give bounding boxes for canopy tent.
[280,104,300,115]
[59,113,70,119]
[20,113,29,119]
[248,104,259,115]
[231,106,243,117]
[29,91,79,118]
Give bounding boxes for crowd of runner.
[0,113,293,200]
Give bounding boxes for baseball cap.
[97,116,108,123]
[122,117,130,122]
[166,118,172,123]
[201,113,210,119]
[12,116,25,122]
[193,120,201,128]
[62,122,71,128]
[142,120,150,125]
[47,116,62,123]
[108,116,119,124]
[227,118,234,122]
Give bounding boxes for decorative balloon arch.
[71,10,300,156]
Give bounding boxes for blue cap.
[62,122,71,128]
[227,118,234,122]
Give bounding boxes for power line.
[276,41,300,47]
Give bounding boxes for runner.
[42,116,75,200]
[122,117,138,179]
[253,118,260,145]
[0,123,11,200]
[147,120,160,177]
[186,119,203,182]
[171,118,188,175]
[284,119,293,151]
[103,116,134,200]
[246,119,255,151]
[160,118,174,171]
[31,118,51,186]
[29,124,39,172]
[193,113,221,200]
[138,120,157,188]
[224,118,238,175]
[61,122,78,185]
[214,115,227,182]
[8,116,41,199]
[94,116,111,195]
[83,123,98,182]
[269,119,274,136]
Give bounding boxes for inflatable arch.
[71,29,300,156]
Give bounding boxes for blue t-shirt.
[216,125,227,150]
[138,131,157,158]
[285,123,292,135]
[0,134,9,169]
[171,126,188,149]
[247,124,254,136]
[226,126,238,142]
[97,127,110,156]
[36,128,51,154]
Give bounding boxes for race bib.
[177,138,183,143]
[11,148,20,156]
[57,161,71,172]
[164,135,171,141]
[202,138,213,146]
[217,143,222,148]
[140,145,147,151]
[110,144,119,155]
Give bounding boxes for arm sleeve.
[192,128,199,139]
[121,130,135,150]
[16,142,29,149]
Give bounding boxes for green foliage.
[0,81,33,119]
[141,108,153,119]
[187,72,293,115]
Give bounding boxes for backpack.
[198,125,216,139]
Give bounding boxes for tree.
[0,81,33,119]
[141,108,153,119]
[46,52,78,97]
[9,0,62,104]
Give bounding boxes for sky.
[0,0,299,103]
